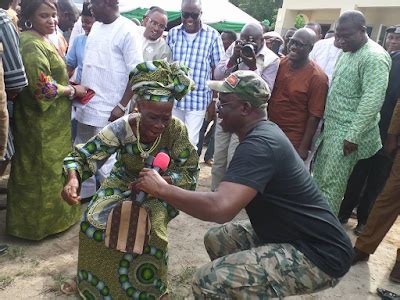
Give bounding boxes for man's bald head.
[241,23,264,37]
[292,28,317,46]
[287,28,315,67]
[240,23,264,52]
[181,0,202,8]
[337,10,366,29]
[335,10,368,52]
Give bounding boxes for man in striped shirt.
[167,0,224,147]
[0,5,28,255]
[0,6,27,168]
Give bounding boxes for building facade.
[275,0,400,43]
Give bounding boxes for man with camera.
[212,22,279,191]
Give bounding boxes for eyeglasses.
[181,11,201,20]
[216,101,236,111]
[148,17,166,30]
[288,38,308,49]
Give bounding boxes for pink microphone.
[152,152,170,172]
[135,152,170,204]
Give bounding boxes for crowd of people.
[0,0,399,299]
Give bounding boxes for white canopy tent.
[118,0,258,31]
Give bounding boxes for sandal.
[61,278,78,295]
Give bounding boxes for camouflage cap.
[207,70,271,108]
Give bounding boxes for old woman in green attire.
[6,0,87,240]
[62,60,199,299]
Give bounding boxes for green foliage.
[229,0,283,28]
[295,14,306,29]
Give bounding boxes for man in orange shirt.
[268,28,328,162]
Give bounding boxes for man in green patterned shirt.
[313,10,391,215]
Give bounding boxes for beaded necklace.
[136,116,162,159]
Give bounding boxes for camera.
[238,40,258,57]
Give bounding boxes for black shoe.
[377,288,400,300]
[354,223,366,236]
[352,247,370,265]
[0,244,8,256]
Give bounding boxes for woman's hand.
[61,171,81,205]
[73,85,88,98]
[135,169,170,199]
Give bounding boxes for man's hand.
[343,140,358,156]
[73,84,88,98]
[135,169,169,199]
[384,134,398,157]
[207,101,216,122]
[232,41,242,61]
[296,146,309,161]
[61,173,81,206]
[240,49,257,71]
[109,105,125,122]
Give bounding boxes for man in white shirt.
[75,0,143,197]
[108,6,172,123]
[310,36,342,85]
[211,22,279,190]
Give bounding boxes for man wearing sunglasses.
[136,70,353,298]
[268,28,328,165]
[166,0,224,147]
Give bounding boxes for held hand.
[109,105,125,122]
[61,175,81,206]
[240,50,257,71]
[343,140,358,156]
[296,147,309,161]
[384,134,398,157]
[135,168,169,199]
[73,85,88,98]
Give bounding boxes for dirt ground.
[1,161,400,299]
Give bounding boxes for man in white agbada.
[75,0,143,198]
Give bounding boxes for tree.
[295,14,306,29]
[229,0,283,28]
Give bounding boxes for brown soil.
[0,162,399,299]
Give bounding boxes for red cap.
[153,152,170,171]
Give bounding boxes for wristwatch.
[117,102,129,112]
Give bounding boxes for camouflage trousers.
[192,221,339,299]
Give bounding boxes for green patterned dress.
[6,31,81,240]
[63,115,199,299]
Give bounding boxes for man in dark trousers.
[136,70,353,299]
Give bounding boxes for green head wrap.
[129,60,195,102]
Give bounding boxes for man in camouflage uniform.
[136,71,353,298]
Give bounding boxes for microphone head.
[153,152,170,172]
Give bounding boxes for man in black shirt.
[136,70,353,298]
